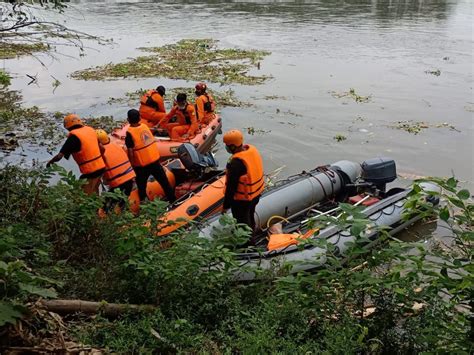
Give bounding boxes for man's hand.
[46,153,63,167]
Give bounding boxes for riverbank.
[0,165,472,353]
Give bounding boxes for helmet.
[195,82,207,92]
[63,114,83,130]
[223,129,243,147]
[96,129,110,145]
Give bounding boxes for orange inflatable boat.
[111,114,222,161]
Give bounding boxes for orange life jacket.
[198,94,215,113]
[229,144,264,201]
[178,104,194,125]
[140,90,164,111]
[102,142,136,188]
[69,126,106,174]
[127,124,161,167]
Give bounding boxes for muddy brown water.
[2,1,473,240]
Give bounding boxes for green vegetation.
[333,133,347,142]
[0,88,64,153]
[72,39,271,85]
[425,69,441,76]
[331,88,371,103]
[0,165,472,352]
[390,120,459,135]
[0,42,49,60]
[0,70,11,87]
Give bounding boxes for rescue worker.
[194,82,216,125]
[125,109,176,203]
[139,85,167,128]
[160,93,198,140]
[47,114,106,195]
[96,129,136,211]
[222,129,264,245]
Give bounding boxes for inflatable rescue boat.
[197,158,440,280]
[111,114,222,161]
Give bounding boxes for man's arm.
[195,96,205,122]
[125,132,135,164]
[46,152,64,167]
[185,106,199,137]
[222,158,246,211]
[46,135,80,167]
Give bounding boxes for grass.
[72,39,271,85]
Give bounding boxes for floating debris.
[83,115,121,133]
[72,39,271,85]
[244,127,271,136]
[107,87,250,109]
[333,134,347,142]
[0,42,49,60]
[425,69,441,76]
[389,120,459,135]
[331,88,371,103]
[0,88,63,154]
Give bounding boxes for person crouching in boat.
[194,82,216,126]
[96,129,136,212]
[139,85,167,128]
[47,114,106,195]
[125,109,176,203]
[222,129,265,245]
[159,93,198,140]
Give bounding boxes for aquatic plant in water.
[72,39,271,85]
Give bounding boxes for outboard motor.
[361,157,397,193]
[178,143,218,172]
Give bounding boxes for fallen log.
[39,299,157,316]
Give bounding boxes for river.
[3,0,473,187]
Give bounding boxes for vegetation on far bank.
[0,165,472,353]
[72,39,271,85]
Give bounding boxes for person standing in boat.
[125,109,176,203]
[194,82,216,125]
[47,114,106,195]
[222,129,265,244]
[139,85,167,128]
[160,93,198,140]
[96,129,136,212]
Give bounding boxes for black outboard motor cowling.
[361,157,397,192]
[178,143,218,171]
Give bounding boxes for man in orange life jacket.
[222,129,265,244]
[139,85,167,128]
[160,93,198,140]
[47,114,106,195]
[125,109,176,203]
[96,129,136,211]
[194,82,216,125]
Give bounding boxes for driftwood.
[39,299,157,317]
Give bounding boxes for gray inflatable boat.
[199,158,439,281]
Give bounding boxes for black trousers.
[231,196,260,243]
[104,179,134,212]
[134,162,176,202]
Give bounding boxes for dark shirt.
[59,125,83,159]
[125,132,134,149]
[223,157,247,209]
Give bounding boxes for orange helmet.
[96,129,110,145]
[195,82,207,92]
[63,114,83,129]
[223,129,243,147]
